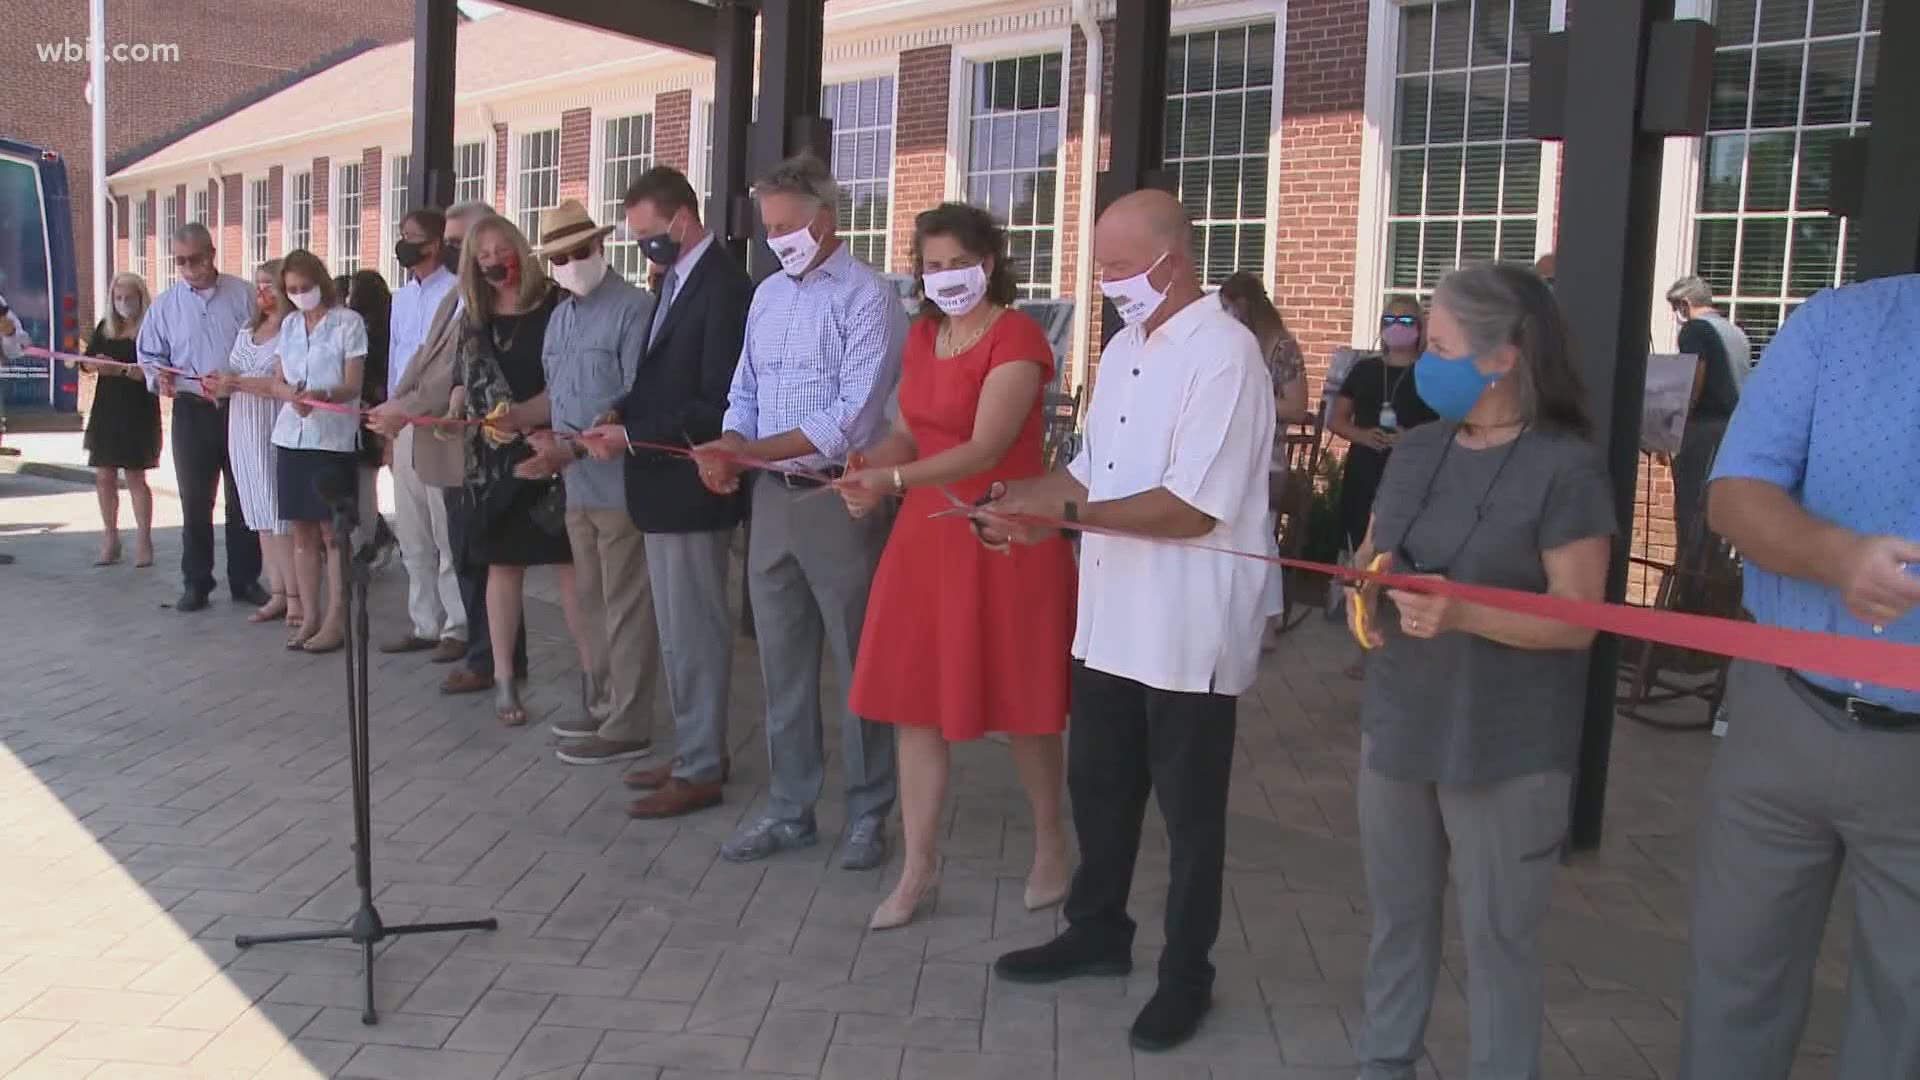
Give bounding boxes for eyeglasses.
[174,252,212,268]
[1381,314,1418,327]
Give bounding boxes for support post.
[409,0,458,209]
[747,0,832,280]
[1855,0,1920,280]
[710,0,756,267]
[1096,0,1173,344]
[1553,0,1674,851]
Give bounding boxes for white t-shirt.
[1067,296,1276,696]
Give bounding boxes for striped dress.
[226,326,285,534]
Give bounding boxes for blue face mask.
[1413,350,1500,421]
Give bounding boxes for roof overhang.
[496,0,720,57]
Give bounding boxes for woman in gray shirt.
[1346,263,1617,1080]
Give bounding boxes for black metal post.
[746,0,832,282]
[1554,0,1673,851]
[710,0,756,267]
[409,0,458,209]
[1855,0,1920,280]
[1097,0,1173,344]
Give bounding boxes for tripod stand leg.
[384,917,501,937]
[234,928,357,948]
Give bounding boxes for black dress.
[1337,354,1439,551]
[82,325,162,470]
[459,289,572,567]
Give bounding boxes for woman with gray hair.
[1664,274,1750,551]
[1344,262,1617,1080]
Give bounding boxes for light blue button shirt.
[270,306,368,453]
[1710,274,1920,711]
[135,274,253,396]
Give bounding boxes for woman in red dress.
[841,203,1076,931]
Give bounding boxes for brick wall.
[889,45,955,274]
[560,108,592,205]
[360,148,384,270]
[1064,20,1116,381]
[268,167,285,259]
[657,90,694,173]
[310,157,331,260]
[492,124,510,213]
[220,174,243,274]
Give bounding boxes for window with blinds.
[965,53,1064,298]
[289,170,313,253]
[455,141,489,207]
[131,196,150,283]
[385,152,414,285]
[1386,0,1551,299]
[191,189,209,226]
[823,76,896,270]
[601,114,656,285]
[336,162,362,274]
[515,129,562,241]
[161,192,180,289]
[1693,0,1881,350]
[1166,22,1276,287]
[249,178,270,274]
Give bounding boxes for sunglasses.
[1382,314,1419,326]
[547,248,592,267]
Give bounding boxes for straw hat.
[531,200,614,257]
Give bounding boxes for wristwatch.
[1063,501,1079,524]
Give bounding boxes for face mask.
[442,238,462,269]
[481,261,513,285]
[1382,322,1420,350]
[112,298,138,320]
[394,239,428,270]
[922,264,989,318]
[639,215,683,267]
[552,252,608,296]
[1413,350,1501,421]
[1099,251,1169,327]
[288,287,322,313]
[769,223,820,278]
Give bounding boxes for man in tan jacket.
[366,201,525,692]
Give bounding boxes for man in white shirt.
[377,207,466,660]
[0,294,29,467]
[983,189,1274,1053]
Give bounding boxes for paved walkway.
[0,471,1849,1079]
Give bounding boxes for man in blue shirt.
[1681,274,1920,1080]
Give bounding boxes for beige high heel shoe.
[868,873,940,931]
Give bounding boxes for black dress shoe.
[175,590,211,613]
[993,932,1132,985]
[233,582,271,607]
[1128,986,1211,1052]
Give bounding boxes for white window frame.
[246,176,271,276]
[385,150,414,284]
[191,187,210,227]
[510,124,565,243]
[1351,0,1567,346]
[590,104,658,285]
[820,63,902,272]
[161,191,180,289]
[286,168,314,255]
[130,194,150,284]
[334,160,363,275]
[948,31,1076,298]
[451,138,493,208]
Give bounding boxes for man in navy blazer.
[586,166,752,819]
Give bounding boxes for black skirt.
[275,447,359,524]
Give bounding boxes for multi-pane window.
[289,170,313,253]
[515,128,562,241]
[191,188,210,226]
[335,162,362,274]
[698,100,715,208]
[1166,23,1276,286]
[385,152,414,284]
[455,141,489,206]
[161,192,180,289]
[964,53,1064,298]
[600,114,656,284]
[822,76,896,269]
[1693,0,1881,350]
[249,178,270,274]
[131,195,150,283]
[1385,0,1551,298]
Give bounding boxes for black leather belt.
[1785,670,1920,731]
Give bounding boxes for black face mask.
[481,263,511,284]
[394,238,429,269]
[638,214,683,267]
[441,238,462,269]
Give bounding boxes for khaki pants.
[565,508,661,744]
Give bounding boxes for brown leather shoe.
[440,668,494,695]
[430,638,467,663]
[623,756,730,790]
[381,634,438,654]
[628,778,724,819]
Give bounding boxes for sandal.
[286,627,313,651]
[495,678,528,727]
[250,591,289,623]
[133,538,154,568]
[92,538,122,567]
[302,625,345,654]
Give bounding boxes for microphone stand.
[236,495,497,1024]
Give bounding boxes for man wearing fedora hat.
[513,199,664,765]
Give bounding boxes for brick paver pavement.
[0,472,1850,1078]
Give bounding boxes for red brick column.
[1063,20,1115,383]
[220,174,243,274]
[656,90,694,174]
[361,147,384,270]
[560,108,592,204]
[311,157,331,260]
[492,124,510,214]
[889,45,954,274]
[268,167,285,259]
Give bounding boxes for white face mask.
[922,264,988,318]
[553,252,609,297]
[112,297,138,320]
[769,223,821,278]
[1099,251,1170,327]
[288,287,322,313]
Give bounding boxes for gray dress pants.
[1680,662,1920,1080]
[645,529,735,785]
[1357,740,1570,1080]
[745,477,895,826]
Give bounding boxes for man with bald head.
[983,189,1275,1051]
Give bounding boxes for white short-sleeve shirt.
[270,306,368,453]
[1067,297,1276,696]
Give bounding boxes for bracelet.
[891,467,904,492]
[1063,501,1079,524]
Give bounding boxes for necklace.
[937,306,1002,357]
[490,313,522,355]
